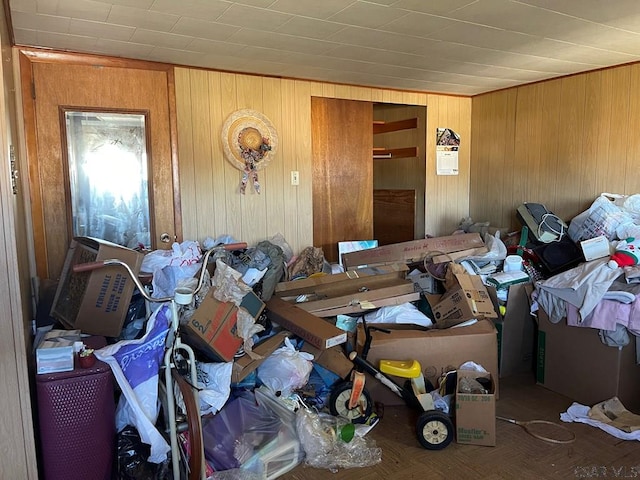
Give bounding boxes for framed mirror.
[61,108,153,249]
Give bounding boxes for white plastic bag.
[568,194,634,242]
[257,338,314,396]
[95,305,171,463]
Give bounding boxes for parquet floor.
[280,374,640,480]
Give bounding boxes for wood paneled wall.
[175,68,471,253]
[470,63,640,231]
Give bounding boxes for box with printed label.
[182,288,265,362]
[455,369,496,446]
[50,237,144,337]
[432,273,497,328]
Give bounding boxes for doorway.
[311,97,426,263]
[20,51,179,281]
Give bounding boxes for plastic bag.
[295,407,382,472]
[116,426,169,480]
[95,305,171,463]
[257,337,314,396]
[359,302,432,328]
[568,194,634,242]
[195,360,233,416]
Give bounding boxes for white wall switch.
[291,171,299,185]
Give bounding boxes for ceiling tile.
[54,0,112,22]
[93,38,155,58]
[35,30,99,50]
[185,38,241,57]
[149,0,231,21]
[107,5,179,31]
[10,0,37,14]
[269,0,356,19]
[380,12,461,37]
[172,17,240,41]
[130,28,194,49]
[327,25,439,55]
[13,27,38,45]
[392,0,478,15]
[276,16,347,39]
[228,29,336,55]
[68,19,134,41]
[326,2,409,29]
[11,11,70,32]
[215,3,293,31]
[518,0,640,32]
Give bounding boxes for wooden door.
[312,97,373,263]
[23,54,178,280]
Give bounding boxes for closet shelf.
[373,117,418,135]
[373,147,418,159]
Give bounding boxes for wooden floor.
[280,374,640,480]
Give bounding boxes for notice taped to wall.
[436,128,460,175]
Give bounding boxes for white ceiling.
[8,0,640,96]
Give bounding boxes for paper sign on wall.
[436,128,460,175]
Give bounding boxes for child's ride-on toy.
[328,319,454,450]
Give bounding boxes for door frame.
[17,47,183,281]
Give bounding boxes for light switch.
[291,171,299,186]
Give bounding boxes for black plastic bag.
[116,426,169,480]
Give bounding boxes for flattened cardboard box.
[356,319,499,406]
[455,370,496,446]
[432,273,497,328]
[50,237,144,337]
[487,284,536,378]
[341,233,484,269]
[275,263,408,297]
[183,289,265,362]
[232,331,290,383]
[536,307,640,410]
[266,296,347,350]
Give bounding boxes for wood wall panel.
[175,68,471,254]
[471,63,640,231]
[426,94,472,236]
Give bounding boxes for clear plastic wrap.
[295,407,382,472]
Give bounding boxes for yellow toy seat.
[379,359,422,378]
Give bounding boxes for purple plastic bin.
[36,358,115,480]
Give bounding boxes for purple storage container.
[36,357,115,480]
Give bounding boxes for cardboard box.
[182,289,265,362]
[488,284,536,378]
[36,329,82,374]
[455,369,496,446]
[275,263,408,297]
[432,273,497,328]
[231,331,290,383]
[536,308,640,410]
[291,277,419,317]
[301,343,354,379]
[355,319,499,406]
[265,296,347,349]
[341,233,485,269]
[50,237,144,337]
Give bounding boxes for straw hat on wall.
[221,109,278,194]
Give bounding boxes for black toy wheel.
[328,381,373,424]
[416,410,454,450]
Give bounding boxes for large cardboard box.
[536,308,640,410]
[455,369,496,446]
[278,275,419,318]
[488,283,536,378]
[50,237,144,337]
[355,319,499,406]
[266,296,347,349]
[275,263,408,297]
[341,233,485,269]
[182,289,265,362]
[432,273,497,328]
